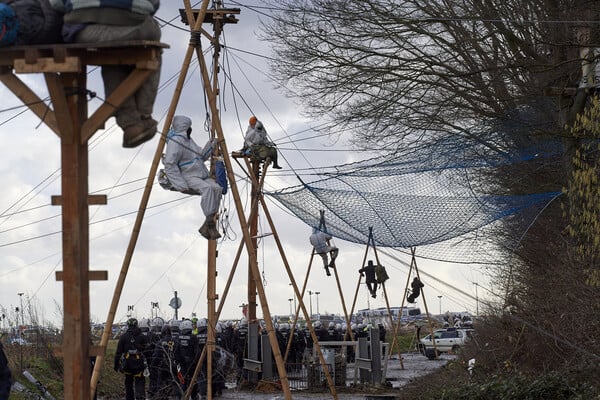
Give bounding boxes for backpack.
[0,4,18,47]
[215,159,228,195]
[375,264,389,283]
[119,337,146,376]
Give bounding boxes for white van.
[418,327,474,359]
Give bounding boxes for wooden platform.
[0,40,168,72]
[0,40,168,141]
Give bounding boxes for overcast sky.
[0,2,488,330]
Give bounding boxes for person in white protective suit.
[242,116,282,169]
[309,227,338,276]
[163,115,222,240]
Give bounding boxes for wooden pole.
[90,3,210,395]
[256,184,339,399]
[55,70,91,400]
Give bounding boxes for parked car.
[417,327,474,359]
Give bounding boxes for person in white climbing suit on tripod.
[309,227,339,276]
[163,115,222,240]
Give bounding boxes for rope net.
[267,133,563,263]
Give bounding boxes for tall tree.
[261,0,594,152]
[261,0,600,371]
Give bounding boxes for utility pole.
[437,295,442,315]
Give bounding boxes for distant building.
[355,306,422,327]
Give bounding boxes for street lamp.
[289,283,297,312]
[288,298,293,315]
[474,283,479,317]
[17,292,24,331]
[315,291,320,316]
[308,291,313,318]
[437,295,442,315]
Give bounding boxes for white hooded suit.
[163,115,222,217]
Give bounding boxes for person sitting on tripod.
[241,116,282,169]
[407,277,425,303]
[309,227,338,276]
[359,260,379,298]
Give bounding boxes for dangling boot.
[272,156,283,169]
[199,214,215,239]
[207,219,222,240]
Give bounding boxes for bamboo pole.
[89,3,211,396]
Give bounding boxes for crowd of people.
[112,316,388,399]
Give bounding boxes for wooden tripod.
[348,227,404,369]
[388,247,439,361]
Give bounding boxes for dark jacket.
[114,327,148,371]
[0,343,12,400]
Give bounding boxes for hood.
[172,115,192,133]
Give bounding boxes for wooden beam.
[0,72,59,136]
[14,56,81,73]
[45,73,75,142]
[51,195,107,206]
[56,270,108,281]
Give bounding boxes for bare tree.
[261,0,595,153]
[261,0,600,373]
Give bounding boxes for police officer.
[359,260,379,298]
[147,318,164,399]
[151,325,180,399]
[177,319,199,398]
[195,318,209,398]
[114,318,148,400]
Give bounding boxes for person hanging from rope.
[162,115,223,240]
[359,260,379,298]
[407,277,425,303]
[240,116,282,169]
[309,227,338,276]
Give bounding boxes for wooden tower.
[0,40,166,399]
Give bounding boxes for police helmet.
[139,318,150,331]
[161,325,172,336]
[127,318,138,328]
[169,319,181,333]
[181,319,193,333]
